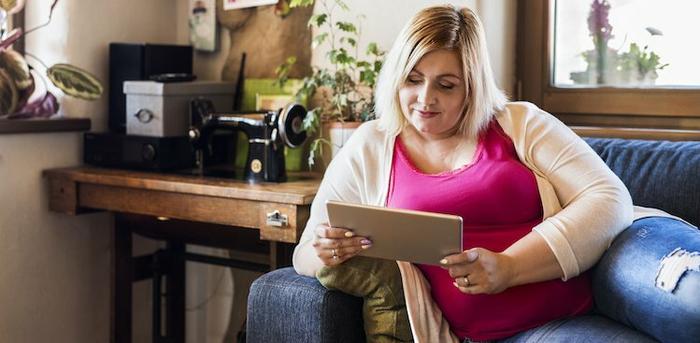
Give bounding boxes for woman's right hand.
[312,223,372,266]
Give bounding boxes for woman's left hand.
[440,247,516,295]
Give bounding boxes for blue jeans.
[489,217,700,343]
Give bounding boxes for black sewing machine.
[188,99,307,183]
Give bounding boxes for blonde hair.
[375,5,507,138]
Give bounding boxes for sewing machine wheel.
[278,103,307,148]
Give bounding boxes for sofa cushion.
[316,256,412,342]
[584,138,700,227]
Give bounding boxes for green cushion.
[316,256,413,343]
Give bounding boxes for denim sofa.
[246,137,700,342]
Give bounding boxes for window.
[517,0,700,138]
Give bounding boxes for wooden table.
[44,166,320,343]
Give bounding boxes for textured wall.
[217,3,313,84]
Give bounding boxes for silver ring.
[463,275,470,287]
[331,248,338,260]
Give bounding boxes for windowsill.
[0,118,91,134]
[571,126,700,141]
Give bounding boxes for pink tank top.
[386,121,592,341]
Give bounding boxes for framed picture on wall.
[190,0,217,51]
[223,0,278,11]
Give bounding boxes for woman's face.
[399,49,467,139]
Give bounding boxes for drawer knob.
[266,210,288,227]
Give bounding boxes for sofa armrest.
[247,267,366,343]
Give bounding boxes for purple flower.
[588,0,613,44]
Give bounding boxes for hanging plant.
[0,0,103,119]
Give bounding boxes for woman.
[293,5,696,343]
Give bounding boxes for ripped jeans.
[496,217,700,343]
[593,216,700,342]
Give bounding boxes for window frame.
[8,10,23,53]
[516,0,700,136]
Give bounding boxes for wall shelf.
[0,118,91,134]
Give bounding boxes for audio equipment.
[109,43,193,133]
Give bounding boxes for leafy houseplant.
[618,42,668,84]
[0,0,103,119]
[276,0,385,167]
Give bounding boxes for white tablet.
[326,200,463,266]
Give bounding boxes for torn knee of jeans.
[655,248,700,293]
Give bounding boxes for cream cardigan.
[293,102,664,342]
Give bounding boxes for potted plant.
[0,0,103,118]
[617,42,668,85]
[276,0,384,168]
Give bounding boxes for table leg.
[269,241,295,270]
[166,241,186,343]
[113,214,133,343]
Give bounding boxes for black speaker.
[84,132,195,171]
[109,43,193,133]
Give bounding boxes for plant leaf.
[302,107,320,134]
[46,63,103,100]
[0,49,32,90]
[308,13,327,27]
[360,70,375,85]
[341,37,356,47]
[329,48,353,65]
[8,91,59,119]
[15,71,34,110]
[336,21,356,33]
[312,32,328,49]
[274,56,297,87]
[290,0,314,8]
[306,137,330,169]
[366,42,379,56]
[0,69,18,115]
[334,0,349,11]
[307,139,319,168]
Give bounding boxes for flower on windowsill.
[588,0,613,84]
[588,0,613,45]
[0,0,103,119]
[570,0,669,87]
